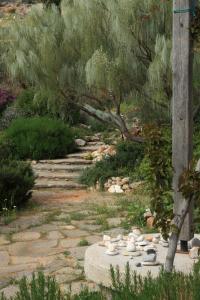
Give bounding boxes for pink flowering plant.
[0,89,15,114]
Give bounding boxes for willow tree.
[2,0,173,137]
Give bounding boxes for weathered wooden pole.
[165,0,195,271]
[172,0,194,251]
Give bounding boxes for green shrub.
[0,106,31,130]
[79,141,144,188]
[0,159,35,210]
[0,272,63,300]
[15,89,81,125]
[119,199,146,230]
[0,134,14,159]
[2,117,76,160]
[2,263,200,300]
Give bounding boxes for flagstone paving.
[0,190,125,297]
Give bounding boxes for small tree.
[2,0,173,139]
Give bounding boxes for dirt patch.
[32,190,91,206]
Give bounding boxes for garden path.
[0,140,125,298]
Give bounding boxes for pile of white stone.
[91,145,116,162]
[98,228,200,265]
[104,177,142,193]
[98,228,164,266]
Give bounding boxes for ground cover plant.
[79,141,144,188]
[0,117,76,160]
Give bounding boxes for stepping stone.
[59,238,82,248]
[0,251,9,266]
[0,235,10,246]
[60,225,76,230]
[62,229,89,238]
[8,240,58,257]
[12,232,41,242]
[47,231,64,240]
[0,263,38,275]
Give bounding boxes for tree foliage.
[1,0,200,133]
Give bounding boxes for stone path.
[32,137,103,190]
[0,189,125,298]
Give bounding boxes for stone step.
[32,164,89,172]
[78,145,100,152]
[34,158,93,165]
[34,179,86,189]
[66,153,92,160]
[86,141,104,146]
[34,170,80,180]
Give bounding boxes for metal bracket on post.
[173,1,196,16]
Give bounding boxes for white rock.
[132,228,142,236]
[75,139,86,146]
[108,185,124,193]
[189,247,200,259]
[121,177,130,184]
[152,237,159,244]
[103,235,111,242]
[122,184,130,190]
[189,238,200,248]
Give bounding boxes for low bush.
[0,159,35,210]
[1,117,76,160]
[2,262,200,299]
[79,141,144,188]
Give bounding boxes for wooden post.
[172,0,194,247]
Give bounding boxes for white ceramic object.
[136,245,144,251]
[137,240,149,246]
[136,235,144,242]
[152,237,159,244]
[105,250,119,256]
[128,236,136,243]
[126,242,136,252]
[107,243,117,252]
[118,240,127,247]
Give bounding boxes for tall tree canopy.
[2,0,200,137]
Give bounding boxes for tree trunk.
[168,0,194,271]
[80,104,144,143]
[165,197,192,272]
